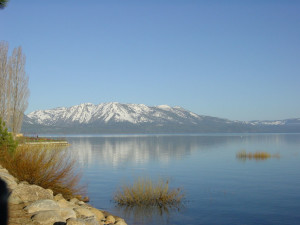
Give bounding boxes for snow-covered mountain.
[23,102,300,134]
[26,102,228,126]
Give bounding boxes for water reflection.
[67,135,241,167]
[114,204,184,225]
[60,134,300,225]
[65,134,299,167]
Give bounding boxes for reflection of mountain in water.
[66,135,238,167]
[66,134,299,167]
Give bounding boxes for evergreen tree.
[0,117,17,154]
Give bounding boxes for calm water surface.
[62,134,300,225]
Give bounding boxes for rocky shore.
[0,164,127,225]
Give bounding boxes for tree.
[0,41,11,125]
[0,0,9,9]
[0,42,29,135]
[8,47,30,134]
[0,117,17,154]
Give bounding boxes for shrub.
[0,144,85,199]
[114,177,184,207]
[0,118,17,154]
[236,150,278,160]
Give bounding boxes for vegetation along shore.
[0,118,128,225]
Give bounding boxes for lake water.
[61,133,300,225]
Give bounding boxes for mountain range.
[22,102,300,134]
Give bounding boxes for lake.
[60,133,300,225]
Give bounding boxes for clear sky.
[1,0,299,121]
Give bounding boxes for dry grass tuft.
[0,145,85,199]
[114,177,184,207]
[236,150,279,160]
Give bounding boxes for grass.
[236,150,279,160]
[114,178,184,207]
[0,144,85,200]
[17,136,67,144]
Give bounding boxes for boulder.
[0,171,18,191]
[59,208,77,220]
[9,183,53,204]
[115,219,128,225]
[31,210,65,224]
[54,193,64,201]
[89,207,105,221]
[25,199,60,213]
[83,216,100,225]
[66,218,86,225]
[74,207,96,218]
[57,198,75,208]
[70,198,79,204]
[105,215,116,224]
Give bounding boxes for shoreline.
[0,164,127,225]
[20,141,70,146]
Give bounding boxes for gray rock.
[31,210,65,224]
[70,198,79,204]
[74,207,96,218]
[77,201,85,206]
[83,216,99,225]
[9,183,53,204]
[25,199,60,213]
[89,207,105,221]
[59,208,77,220]
[0,171,18,191]
[57,198,75,208]
[66,218,85,225]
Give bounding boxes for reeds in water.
[236,150,279,160]
[114,178,184,207]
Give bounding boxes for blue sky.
[1,0,299,121]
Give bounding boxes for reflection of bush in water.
[114,177,185,224]
[115,203,184,224]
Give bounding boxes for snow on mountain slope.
[27,102,212,126]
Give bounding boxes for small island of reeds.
[236,150,280,160]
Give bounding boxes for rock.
[54,193,64,201]
[74,207,96,218]
[0,171,18,191]
[46,188,54,196]
[0,167,9,173]
[31,210,65,224]
[105,215,116,224]
[8,193,22,204]
[25,199,60,213]
[89,207,105,221]
[19,181,29,185]
[66,217,100,225]
[82,196,90,202]
[115,219,128,225]
[57,198,75,208]
[59,208,77,220]
[9,183,53,204]
[70,198,79,204]
[77,201,85,206]
[83,216,99,225]
[66,218,86,225]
